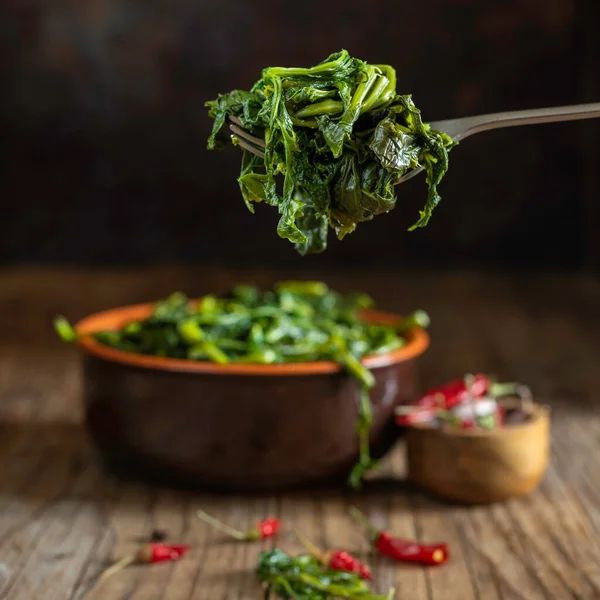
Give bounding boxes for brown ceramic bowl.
[75,303,429,492]
[406,399,550,504]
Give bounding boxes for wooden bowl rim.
[408,399,550,438]
[75,302,430,376]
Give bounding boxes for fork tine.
[228,123,267,150]
[394,167,423,185]
[227,115,266,159]
[234,137,265,159]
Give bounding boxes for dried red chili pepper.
[349,507,448,566]
[375,532,447,565]
[92,542,190,588]
[294,529,372,580]
[197,509,280,541]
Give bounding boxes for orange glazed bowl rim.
[75,302,430,376]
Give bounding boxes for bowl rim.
[75,302,430,376]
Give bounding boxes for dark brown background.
[1,0,598,270]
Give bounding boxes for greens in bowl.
[55,281,429,488]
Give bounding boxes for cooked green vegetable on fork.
[207,49,456,255]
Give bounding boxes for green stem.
[358,389,373,452]
[359,74,390,114]
[348,387,378,489]
[264,52,350,79]
[293,529,325,562]
[343,353,375,388]
[178,320,204,343]
[489,382,520,398]
[396,309,430,333]
[289,116,318,128]
[96,554,136,585]
[293,572,387,599]
[54,316,78,343]
[341,65,378,129]
[348,506,379,541]
[201,341,230,364]
[370,64,397,109]
[295,100,344,119]
[196,509,246,540]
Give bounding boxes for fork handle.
[434,102,600,141]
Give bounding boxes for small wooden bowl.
[406,399,550,504]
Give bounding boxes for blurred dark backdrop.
[1,0,598,271]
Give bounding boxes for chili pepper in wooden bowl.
[197,508,280,541]
[294,529,372,579]
[349,507,448,566]
[395,373,522,429]
[418,373,490,409]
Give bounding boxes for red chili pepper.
[258,517,280,539]
[197,509,280,541]
[417,374,490,411]
[349,507,448,567]
[89,542,191,592]
[376,532,447,564]
[295,530,372,579]
[138,543,190,563]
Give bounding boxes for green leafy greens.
[55,281,428,488]
[256,548,393,599]
[207,49,456,254]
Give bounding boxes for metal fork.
[228,102,600,183]
[228,116,266,158]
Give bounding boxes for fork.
[228,102,600,184]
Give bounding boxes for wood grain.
[0,268,598,599]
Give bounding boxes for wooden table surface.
[1,267,599,600]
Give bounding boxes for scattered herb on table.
[294,529,372,580]
[55,281,429,489]
[207,49,456,255]
[395,373,530,430]
[256,548,393,599]
[349,507,448,566]
[197,509,280,541]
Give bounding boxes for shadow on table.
[0,420,450,514]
